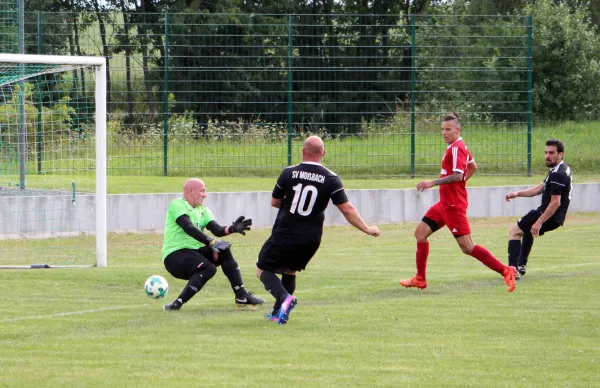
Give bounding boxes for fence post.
[18,0,25,189]
[526,15,533,177]
[410,14,417,178]
[37,12,43,175]
[162,13,169,177]
[287,14,294,166]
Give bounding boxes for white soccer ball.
[144,275,169,299]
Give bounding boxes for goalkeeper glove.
[230,216,252,235]
[208,239,232,253]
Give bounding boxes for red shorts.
[423,202,471,236]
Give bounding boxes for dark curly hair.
[546,138,564,153]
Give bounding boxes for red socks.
[416,242,429,278]
[470,245,506,274]
[414,243,505,278]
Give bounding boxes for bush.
[0,82,82,157]
[526,0,600,120]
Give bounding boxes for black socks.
[220,259,246,297]
[520,233,534,267]
[271,274,296,312]
[260,271,288,307]
[175,263,217,305]
[508,239,521,268]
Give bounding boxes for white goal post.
[0,54,107,268]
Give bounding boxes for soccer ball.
[144,275,169,299]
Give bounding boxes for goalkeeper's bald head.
[183,178,207,207]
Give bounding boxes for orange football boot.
[399,275,427,289]
[503,266,517,292]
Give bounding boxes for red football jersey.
[438,137,474,210]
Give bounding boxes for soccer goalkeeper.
[161,178,265,311]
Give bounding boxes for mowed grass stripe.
[0,214,598,387]
[5,258,600,324]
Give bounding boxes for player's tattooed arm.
[417,172,463,191]
[432,172,463,186]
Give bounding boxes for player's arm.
[336,202,380,236]
[531,174,567,236]
[205,220,230,237]
[207,217,252,236]
[417,145,468,191]
[271,170,287,209]
[177,216,231,251]
[435,145,469,185]
[505,182,544,201]
[271,197,283,209]
[271,178,284,208]
[417,172,463,191]
[531,194,561,238]
[466,159,477,181]
[433,172,463,185]
[330,177,379,236]
[537,195,561,224]
[176,215,215,245]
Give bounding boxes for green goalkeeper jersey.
[162,197,215,260]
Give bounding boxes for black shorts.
[164,247,216,280]
[517,209,562,236]
[257,235,321,274]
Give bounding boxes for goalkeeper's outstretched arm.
[206,220,229,237]
[176,215,215,245]
[206,217,252,236]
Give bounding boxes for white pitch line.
[1,297,228,323]
[1,304,149,323]
[4,261,600,323]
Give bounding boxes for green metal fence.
[0,0,17,53]
[8,12,531,177]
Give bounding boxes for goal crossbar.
[0,54,107,66]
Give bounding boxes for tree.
[525,0,600,120]
[115,0,136,125]
[91,0,113,111]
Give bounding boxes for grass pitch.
[1,214,599,387]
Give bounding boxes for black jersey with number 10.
[270,162,349,237]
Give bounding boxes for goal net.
[0,54,106,268]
